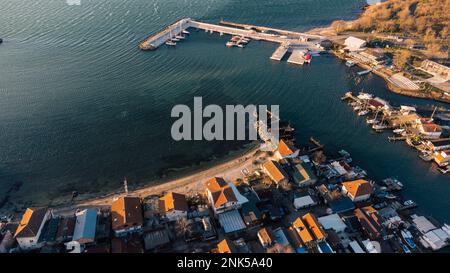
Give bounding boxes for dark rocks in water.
[0,38,3,44]
[72,191,78,198]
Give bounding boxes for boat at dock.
[357,69,371,76]
[182,30,190,35]
[382,177,404,191]
[372,124,388,130]
[165,40,177,46]
[226,41,236,47]
[393,128,405,135]
[358,110,370,116]
[345,60,355,67]
[401,230,417,250]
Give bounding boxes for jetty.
[139,18,325,63]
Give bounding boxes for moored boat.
[165,40,177,46]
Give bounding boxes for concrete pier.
[287,49,307,65]
[270,43,290,61]
[139,18,326,64]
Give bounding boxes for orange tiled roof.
[217,238,236,253]
[205,177,228,192]
[159,192,189,213]
[14,207,47,238]
[302,213,327,241]
[276,139,296,157]
[263,160,287,183]
[205,177,237,208]
[292,217,313,244]
[342,179,373,198]
[111,196,143,231]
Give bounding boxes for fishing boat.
[358,110,370,116]
[182,29,190,35]
[382,177,404,191]
[419,151,434,161]
[226,41,236,47]
[345,60,355,67]
[393,128,405,135]
[372,123,388,130]
[401,230,417,250]
[165,40,176,46]
[357,69,371,76]
[402,200,417,209]
[175,34,185,40]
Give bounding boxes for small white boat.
[171,37,180,42]
[366,118,377,124]
[226,41,236,47]
[372,124,388,130]
[165,40,176,46]
[353,105,361,111]
[358,110,370,116]
[393,129,405,135]
[175,35,185,40]
[182,30,190,35]
[345,60,355,67]
[237,43,245,48]
[357,69,371,76]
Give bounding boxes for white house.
[205,177,248,215]
[342,179,373,202]
[293,195,317,210]
[344,36,366,52]
[159,192,189,221]
[318,214,347,233]
[14,207,50,250]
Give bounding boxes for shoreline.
[307,21,450,104]
[51,142,262,213]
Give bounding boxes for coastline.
[51,142,262,213]
[307,21,450,104]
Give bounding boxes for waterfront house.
[292,217,314,246]
[205,177,248,215]
[159,192,188,221]
[111,196,143,236]
[342,179,373,202]
[418,122,442,139]
[434,149,450,167]
[344,36,366,52]
[14,207,50,250]
[291,162,317,187]
[354,206,382,240]
[73,208,97,244]
[257,227,275,248]
[262,160,288,185]
[274,139,299,160]
[425,138,450,151]
[302,213,327,242]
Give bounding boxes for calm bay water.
[0,0,448,222]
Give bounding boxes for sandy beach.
[52,143,264,214]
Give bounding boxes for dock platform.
[270,43,289,61]
[287,49,307,65]
[139,18,326,65]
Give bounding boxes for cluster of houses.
[1,137,449,253]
